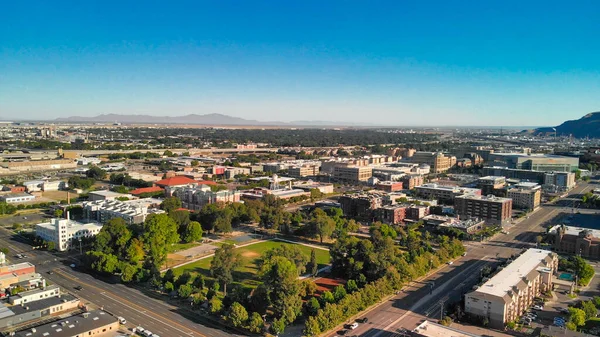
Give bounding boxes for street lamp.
[78,238,82,255]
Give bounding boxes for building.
[406,205,430,220]
[224,166,251,179]
[401,174,424,190]
[292,181,334,194]
[476,176,507,196]
[35,218,103,252]
[23,180,45,193]
[9,284,61,305]
[487,153,579,172]
[412,320,482,337]
[375,181,404,192]
[0,272,42,290]
[288,165,320,178]
[465,249,558,328]
[0,159,77,173]
[544,171,577,192]
[405,152,456,174]
[41,180,67,191]
[240,188,310,201]
[482,167,576,193]
[173,184,241,211]
[549,225,600,258]
[422,215,484,234]
[332,166,372,182]
[155,176,199,196]
[507,187,541,210]
[0,263,35,277]
[1,185,26,193]
[129,186,164,197]
[338,194,382,219]
[14,310,119,337]
[82,199,164,225]
[0,193,35,204]
[454,194,512,226]
[375,205,407,225]
[0,294,80,330]
[415,184,481,204]
[88,190,129,201]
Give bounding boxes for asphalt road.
[330,181,597,337]
[0,227,246,337]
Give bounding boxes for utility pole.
[78,238,82,255]
[440,299,445,320]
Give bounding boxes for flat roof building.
[507,188,541,210]
[549,225,600,259]
[82,199,164,225]
[487,153,579,173]
[415,184,481,204]
[454,194,512,226]
[0,193,35,204]
[332,166,372,182]
[465,249,558,328]
[36,218,103,252]
[14,310,119,337]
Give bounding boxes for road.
[0,228,245,337]
[330,181,597,337]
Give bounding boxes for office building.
[375,205,407,225]
[35,218,103,252]
[0,263,35,277]
[454,195,512,226]
[338,194,382,219]
[0,193,35,204]
[406,205,430,220]
[292,181,334,194]
[288,165,320,178]
[415,184,481,204]
[422,215,484,234]
[401,174,424,190]
[405,152,456,174]
[375,181,404,192]
[476,176,507,196]
[507,187,541,210]
[544,172,577,192]
[465,249,558,328]
[9,285,61,305]
[332,166,372,182]
[487,153,579,173]
[173,184,240,211]
[0,294,80,330]
[82,199,164,225]
[549,225,600,258]
[14,310,119,337]
[155,176,199,196]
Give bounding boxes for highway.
[329,181,597,337]
[0,229,246,337]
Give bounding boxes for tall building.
[375,205,407,224]
[35,218,103,252]
[415,184,481,204]
[172,184,241,211]
[482,167,576,193]
[476,176,507,196]
[288,165,320,178]
[454,194,512,226]
[465,249,558,328]
[401,174,424,190]
[507,187,541,210]
[83,199,164,225]
[338,194,382,219]
[332,166,373,182]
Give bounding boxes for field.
[41,190,79,202]
[173,240,330,288]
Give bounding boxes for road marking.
[54,269,203,337]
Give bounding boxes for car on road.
[117,316,126,324]
[74,286,83,291]
[462,252,467,256]
[447,261,453,265]
[348,323,359,330]
[47,271,54,275]
[356,317,368,323]
[533,305,544,310]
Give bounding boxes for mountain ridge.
[528,111,600,138]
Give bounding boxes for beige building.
[332,166,372,182]
[288,165,320,178]
[0,159,77,173]
[507,187,541,210]
[406,152,456,174]
[465,249,558,328]
[14,310,119,337]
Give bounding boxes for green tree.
[47,241,56,251]
[178,284,193,299]
[209,296,223,314]
[260,245,309,275]
[270,318,286,335]
[0,248,8,254]
[228,302,249,327]
[120,263,139,283]
[310,208,335,243]
[86,166,106,180]
[582,300,597,320]
[191,160,199,167]
[126,238,144,263]
[210,244,242,295]
[143,214,180,270]
[568,307,586,327]
[261,256,303,324]
[183,221,203,243]
[93,217,132,256]
[593,296,600,309]
[306,297,321,316]
[248,312,264,333]
[304,316,321,336]
[53,209,63,218]
[164,281,175,293]
[310,188,324,201]
[169,209,191,232]
[160,196,182,214]
[162,269,176,285]
[307,248,319,276]
[321,291,335,304]
[333,285,347,302]
[346,279,358,293]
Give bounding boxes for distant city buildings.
[173,184,241,211]
[332,166,373,182]
[487,153,579,173]
[415,184,481,204]
[404,151,456,174]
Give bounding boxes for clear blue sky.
[1,1,599,126]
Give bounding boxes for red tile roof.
[155,176,197,187]
[130,186,164,195]
[196,180,217,186]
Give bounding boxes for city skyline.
[1,1,599,126]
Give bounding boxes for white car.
[117,316,126,324]
[349,322,359,330]
[447,261,453,265]
[533,305,544,310]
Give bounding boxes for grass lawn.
[173,240,330,288]
[167,242,201,253]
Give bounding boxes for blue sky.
[1,1,599,126]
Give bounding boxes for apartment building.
[172,184,240,211]
[405,152,456,174]
[375,205,407,225]
[415,184,481,204]
[338,194,382,219]
[549,225,600,258]
[476,176,507,196]
[375,181,404,192]
[507,187,541,210]
[82,199,164,225]
[288,165,320,178]
[465,249,558,328]
[406,205,430,220]
[332,166,372,182]
[454,194,512,226]
[401,174,424,190]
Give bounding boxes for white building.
[23,180,45,192]
[464,249,558,328]
[82,199,164,225]
[35,218,103,251]
[0,193,35,204]
[9,284,60,305]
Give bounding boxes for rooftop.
[36,219,102,232]
[155,176,197,186]
[412,320,480,337]
[2,193,34,198]
[129,186,164,195]
[88,190,127,198]
[14,310,117,337]
[10,294,78,315]
[549,225,600,237]
[473,249,554,298]
[455,194,511,202]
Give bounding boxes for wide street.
[329,180,599,337]
[0,228,245,337]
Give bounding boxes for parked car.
[356,317,369,323]
[117,316,126,324]
[447,261,454,265]
[533,305,544,310]
[348,323,359,330]
[74,286,83,291]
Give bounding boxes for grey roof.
[10,294,78,315]
[14,310,117,337]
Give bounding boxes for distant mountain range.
[53,113,369,127]
[528,112,600,138]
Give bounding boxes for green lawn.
[172,240,330,288]
[167,242,201,253]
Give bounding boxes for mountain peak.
[530,111,600,138]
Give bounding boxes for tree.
[120,263,139,282]
[86,166,106,180]
[261,256,303,324]
[0,248,8,254]
[304,316,322,336]
[93,217,132,256]
[248,312,264,333]
[346,279,358,293]
[593,296,600,309]
[191,160,199,167]
[126,238,144,263]
[160,196,182,214]
[333,285,347,302]
[54,209,64,218]
[321,291,335,304]
[582,300,597,320]
[260,245,309,275]
[306,297,321,316]
[178,284,193,299]
[310,188,324,201]
[308,248,319,276]
[210,244,242,295]
[228,302,249,327]
[143,214,180,270]
[169,209,191,232]
[310,209,335,243]
[47,241,56,251]
[568,307,586,327]
[270,318,286,335]
[183,221,203,243]
[209,296,223,314]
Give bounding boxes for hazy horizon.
[1,1,599,126]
